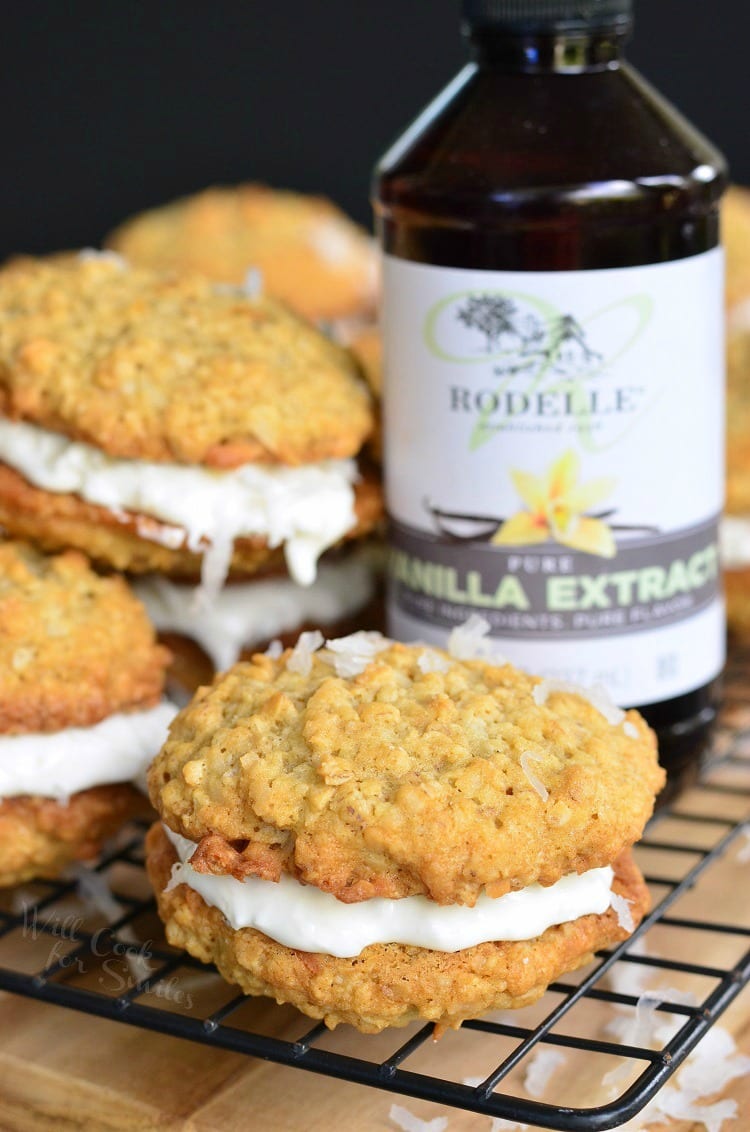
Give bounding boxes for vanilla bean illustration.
[424,499,659,543]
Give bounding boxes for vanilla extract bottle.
[374,0,727,792]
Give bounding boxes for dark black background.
[0,1,745,259]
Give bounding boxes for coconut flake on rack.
[448,614,507,661]
[605,1021,750,1132]
[532,678,625,727]
[519,751,549,802]
[286,630,324,676]
[417,648,451,675]
[388,1104,449,1132]
[610,891,635,932]
[523,1048,566,1099]
[322,631,389,677]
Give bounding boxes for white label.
[383,250,725,706]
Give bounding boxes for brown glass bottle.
[374,0,727,795]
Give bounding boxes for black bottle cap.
[461,0,633,34]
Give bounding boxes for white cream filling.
[720,515,750,570]
[164,826,616,958]
[134,552,376,671]
[0,703,177,801]
[0,419,359,596]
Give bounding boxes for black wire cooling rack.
[0,660,749,1130]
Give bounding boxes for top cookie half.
[105,185,378,323]
[0,540,169,734]
[0,255,373,467]
[149,637,664,907]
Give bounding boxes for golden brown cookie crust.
[105,184,378,323]
[0,255,373,466]
[725,186,750,311]
[349,326,382,462]
[724,565,750,638]
[0,785,149,887]
[149,643,663,906]
[0,463,382,577]
[727,329,750,514]
[146,822,648,1033]
[0,542,169,734]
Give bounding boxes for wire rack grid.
[0,657,749,1130]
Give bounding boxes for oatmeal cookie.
[147,822,649,1033]
[0,254,373,467]
[0,541,169,733]
[105,184,378,323]
[149,640,663,907]
[0,785,149,887]
[349,326,382,462]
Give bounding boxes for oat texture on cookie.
[0,255,373,466]
[148,639,664,907]
[0,541,169,734]
[105,184,378,322]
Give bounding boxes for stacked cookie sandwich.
[0,541,174,885]
[105,184,379,337]
[146,631,663,1033]
[0,253,381,682]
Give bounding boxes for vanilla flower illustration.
[492,450,617,557]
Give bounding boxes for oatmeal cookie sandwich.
[0,253,382,681]
[146,626,664,1033]
[0,541,175,886]
[105,184,379,334]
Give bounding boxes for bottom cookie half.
[0,784,150,886]
[146,822,650,1034]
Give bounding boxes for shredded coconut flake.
[532,678,625,726]
[388,1104,449,1132]
[608,1023,750,1131]
[308,219,359,266]
[462,1076,485,1089]
[448,614,506,661]
[417,648,451,674]
[606,936,652,998]
[286,630,324,676]
[322,631,389,677]
[74,864,152,983]
[610,891,635,933]
[264,638,284,659]
[523,1048,566,1098]
[519,751,549,802]
[242,266,263,298]
[623,721,639,739]
[77,247,127,268]
[491,1120,529,1132]
[737,827,750,864]
[192,527,235,609]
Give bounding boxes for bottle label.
[383,249,725,705]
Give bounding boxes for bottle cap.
[461,0,633,34]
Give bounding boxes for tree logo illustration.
[455,292,602,378]
[455,295,522,353]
